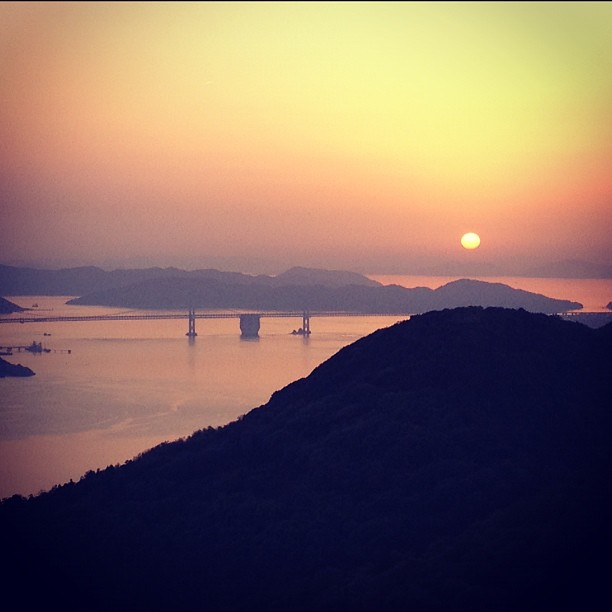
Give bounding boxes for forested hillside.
[1,307,609,610]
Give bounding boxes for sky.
[1,1,611,275]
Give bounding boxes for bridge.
[0,309,410,338]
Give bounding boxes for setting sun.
[461,233,481,250]
[1,2,610,272]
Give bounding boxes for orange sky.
[1,1,611,274]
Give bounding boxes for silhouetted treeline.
[1,307,610,610]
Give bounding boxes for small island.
[0,296,26,315]
[0,356,35,378]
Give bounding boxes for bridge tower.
[302,311,311,335]
[186,308,197,337]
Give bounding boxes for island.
[0,356,35,378]
[0,296,25,315]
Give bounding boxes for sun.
[461,232,481,250]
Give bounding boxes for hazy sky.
[1,1,611,274]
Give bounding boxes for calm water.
[1,275,610,499]
[0,296,403,499]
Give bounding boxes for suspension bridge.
[0,309,410,338]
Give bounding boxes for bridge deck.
[0,311,410,324]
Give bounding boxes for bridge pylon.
[302,310,311,335]
[186,308,197,337]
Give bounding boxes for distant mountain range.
[0,264,380,296]
[522,258,612,279]
[409,258,612,279]
[1,307,609,609]
[0,264,583,314]
[66,277,582,314]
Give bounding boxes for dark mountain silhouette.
[0,264,378,296]
[66,276,582,314]
[0,264,176,295]
[0,263,583,313]
[429,278,581,311]
[0,295,25,314]
[1,307,610,610]
[0,356,35,377]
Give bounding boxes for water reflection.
[0,296,401,499]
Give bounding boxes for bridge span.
[0,309,410,338]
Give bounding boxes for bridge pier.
[290,311,312,336]
[240,314,260,338]
[186,308,197,337]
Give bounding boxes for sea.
[1,275,610,499]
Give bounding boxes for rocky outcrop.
[0,296,25,314]
[0,357,34,377]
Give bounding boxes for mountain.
[0,264,584,313]
[1,307,610,610]
[0,264,261,296]
[0,264,377,296]
[66,277,582,314]
[430,278,581,311]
